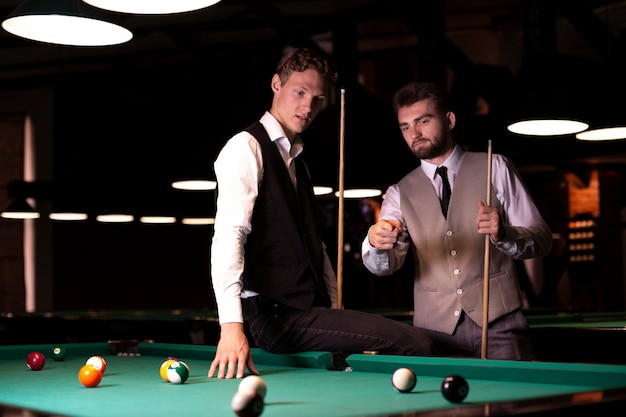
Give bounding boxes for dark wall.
[49,47,279,310]
[45,44,426,311]
[6,42,622,312]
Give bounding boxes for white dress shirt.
[362,144,552,274]
[211,112,337,325]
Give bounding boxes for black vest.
[241,121,330,310]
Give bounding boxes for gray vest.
[398,152,523,334]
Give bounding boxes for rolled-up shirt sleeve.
[491,155,553,259]
[361,184,410,276]
[361,155,552,276]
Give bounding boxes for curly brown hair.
[275,47,338,87]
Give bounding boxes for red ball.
[26,352,46,371]
[78,364,103,388]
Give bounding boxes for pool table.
[526,311,626,364]
[2,342,626,417]
[373,308,626,365]
[2,309,626,364]
[0,309,222,345]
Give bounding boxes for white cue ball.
[391,367,417,393]
[231,389,264,417]
[238,375,268,399]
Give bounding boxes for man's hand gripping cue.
[368,219,403,250]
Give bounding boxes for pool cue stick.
[336,88,346,309]
[481,139,493,359]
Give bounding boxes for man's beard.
[411,137,446,160]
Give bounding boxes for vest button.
[450,250,457,256]
[456,289,463,295]
[453,269,460,275]
[454,310,461,317]
[446,230,453,236]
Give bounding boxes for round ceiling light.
[83,1,221,14]
[2,0,133,47]
[576,127,626,141]
[507,120,589,136]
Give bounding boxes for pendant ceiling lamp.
[507,119,589,136]
[171,180,217,191]
[2,0,133,46]
[0,197,40,220]
[335,189,383,199]
[82,1,222,15]
[576,127,626,141]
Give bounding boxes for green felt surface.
[1,343,626,417]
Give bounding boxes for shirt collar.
[421,144,464,179]
[260,111,304,158]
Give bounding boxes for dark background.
[0,0,625,312]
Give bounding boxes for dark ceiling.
[1,0,626,217]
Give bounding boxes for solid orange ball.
[78,364,103,388]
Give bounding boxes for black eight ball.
[441,375,469,403]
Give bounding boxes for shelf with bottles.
[567,217,597,264]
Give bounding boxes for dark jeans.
[242,295,434,356]
[424,309,535,360]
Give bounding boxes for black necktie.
[436,166,451,219]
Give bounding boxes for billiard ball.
[166,360,190,384]
[160,358,178,382]
[441,375,469,403]
[26,352,45,371]
[231,389,264,417]
[391,367,416,393]
[86,356,107,374]
[78,364,103,388]
[238,375,267,399]
[51,346,67,361]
